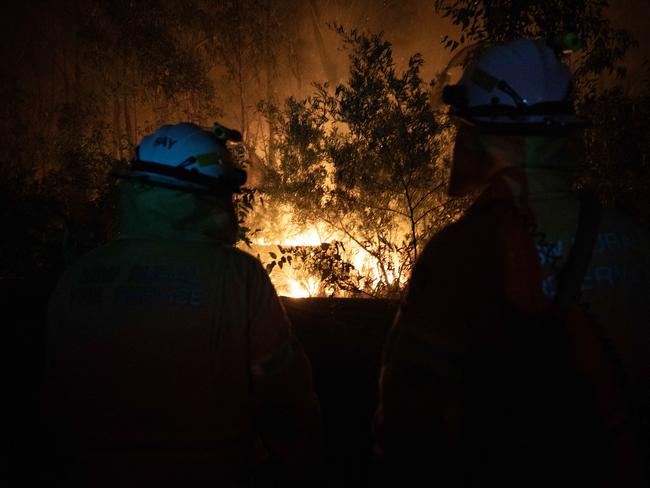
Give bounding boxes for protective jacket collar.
[116,181,236,243]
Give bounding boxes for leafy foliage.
[267,242,362,297]
[0,0,254,279]
[580,89,650,225]
[232,142,262,247]
[258,28,464,297]
[0,127,120,279]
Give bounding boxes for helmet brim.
[112,162,247,194]
[452,111,589,134]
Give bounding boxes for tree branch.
[336,191,410,219]
[320,214,392,287]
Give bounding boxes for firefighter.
[374,38,648,487]
[41,122,321,487]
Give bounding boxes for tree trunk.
[32,45,43,118]
[113,97,122,159]
[50,42,56,126]
[133,96,138,143]
[308,0,337,83]
[62,39,69,105]
[123,95,133,151]
[74,0,81,105]
[234,1,247,140]
[264,0,275,163]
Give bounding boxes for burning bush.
[246,28,466,298]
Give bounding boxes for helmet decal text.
[153,136,178,149]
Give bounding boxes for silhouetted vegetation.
[1,0,648,285]
[259,28,463,297]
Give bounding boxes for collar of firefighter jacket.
[116,180,237,243]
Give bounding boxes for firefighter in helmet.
[41,122,321,486]
[374,38,648,487]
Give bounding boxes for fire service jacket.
[375,167,649,488]
[41,183,321,487]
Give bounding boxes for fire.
[255,226,323,247]
[241,202,410,298]
[286,276,321,298]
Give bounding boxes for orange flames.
[242,202,409,298]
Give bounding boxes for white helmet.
[443,38,586,132]
[129,122,247,192]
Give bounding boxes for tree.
[581,88,650,225]
[257,28,463,297]
[0,0,225,279]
